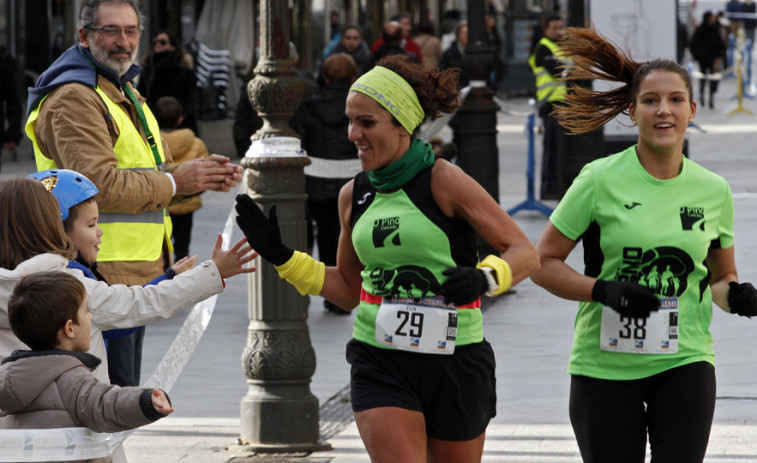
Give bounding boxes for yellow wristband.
[476,255,512,296]
[274,251,326,296]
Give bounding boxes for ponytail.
[554,28,692,135]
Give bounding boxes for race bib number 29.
[600,297,679,354]
[375,296,458,355]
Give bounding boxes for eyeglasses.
[153,39,169,46]
[87,26,143,38]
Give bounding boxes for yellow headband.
[350,66,425,133]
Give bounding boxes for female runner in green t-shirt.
[531,28,757,462]
[235,54,540,462]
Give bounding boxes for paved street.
[3,72,757,462]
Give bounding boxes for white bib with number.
[375,296,458,355]
[600,297,679,354]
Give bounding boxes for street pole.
[232,0,329,454]
[457,0,499,257]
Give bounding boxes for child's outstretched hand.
[151,389,174,415]
[211,234,258,279]
[171,255,198,275]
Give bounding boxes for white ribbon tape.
[0,196,240,462]
[303,157,362,179]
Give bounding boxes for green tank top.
[349,166,484,348]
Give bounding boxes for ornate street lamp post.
[457,0,499,257]
[233,0,328,454]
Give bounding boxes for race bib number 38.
[375,296,458,355]
[600,297,679,354]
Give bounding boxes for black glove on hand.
[592,279,659,318]
[235,195,293,266]
[728,281,757,317]
[439,267,488,306]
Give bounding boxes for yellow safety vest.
[26,85,172,262]
[528,37,567,107]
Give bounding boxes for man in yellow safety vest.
[528,14,566,200]
[25,0,242,388]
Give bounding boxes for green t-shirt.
[550,146,734,380]
[350,170,484,349]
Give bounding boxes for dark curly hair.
[554,28,693,135]
[375,54,462,132]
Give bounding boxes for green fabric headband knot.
[350,66,425,133]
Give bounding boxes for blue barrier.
[507,113,553,217]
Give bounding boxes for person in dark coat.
[138,30,198,133]
[369,21,420,70]
[293,53,359,315]
[328,25,371,77]
[690,11,727,108]
[441,21,469,87]
[0,47,22,156]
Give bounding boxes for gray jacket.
[0,350,167,462]
[0,253,224,382]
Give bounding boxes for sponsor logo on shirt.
[372,217,401,247]
[680,206,705,231]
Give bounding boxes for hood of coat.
[27,44,142,116]
[0,350,99,413]
[305,83,351,128]
[0,254,70,330]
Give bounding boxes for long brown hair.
[554,28,693,135]
[0,178,77,270]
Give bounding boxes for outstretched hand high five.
[235,195,294,266]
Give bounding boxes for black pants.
[569,361,716,463]
[540,108,562,199]
[697,58,720,105]
[308,199,339,266]
[106,326,145,387]
[170,212,194,261]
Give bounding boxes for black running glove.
[439,267,489,306]
[728,281,757,317]
[235,195,293,266]
[592,279,659,318]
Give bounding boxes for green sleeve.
[550,163,596,241]
[716,178,735,249]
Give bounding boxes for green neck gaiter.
[367,138,436,190]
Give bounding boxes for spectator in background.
[369,21,420,70]
[744,0,756,44]
[677,18,690,63]
[371,13,423,63]
[154,96,208,261]
[0,46,22,158]
[330,10,342,39]
[485,12,505,91]
[414,18,443,69]
[442,21,469,154]
[441,21,469,86]
[727,0,744,35]
[293,53,359,315]
[528,14,567,200]
[691,11,726,109]
[138,30,198,134]
[530,14,547,52]
[327,25,370,76]
[440,9,462,51]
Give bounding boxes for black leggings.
[569,361,716,463]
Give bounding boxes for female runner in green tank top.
[530,28,757,463]
[235,54,540,462]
